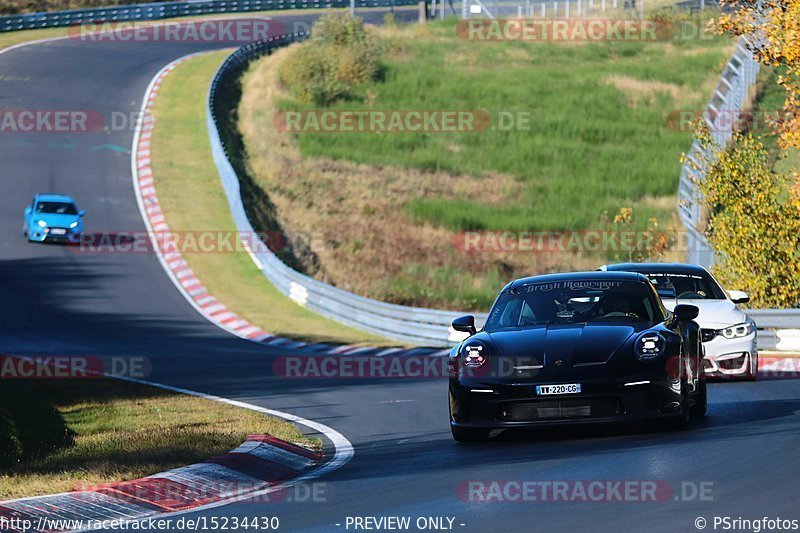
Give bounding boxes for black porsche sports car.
[448,271,705,442]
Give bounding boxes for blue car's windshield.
[485,280,663,332]
[36,201,78,215]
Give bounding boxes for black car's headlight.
[720,321,756,339]
[635,332,666,362]
[461,340,488,368]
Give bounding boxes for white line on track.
[0,356,354,530]
[100,375,353,527]
[128,51,260,343]
[0,38,356,529]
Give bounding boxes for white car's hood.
[662,299,747,329]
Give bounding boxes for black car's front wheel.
[451,426,490,443]
[661,383,692,431]
[692,378,707,418]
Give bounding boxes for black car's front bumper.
[449,374,684,429]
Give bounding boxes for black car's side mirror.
[673,304,699,321]
[452,315,476,336]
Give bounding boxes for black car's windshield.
[640,272,726,300]
[485,279,662,332]
[36,201,78,215]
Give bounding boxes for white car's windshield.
[641,272,727,300]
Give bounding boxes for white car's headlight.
[720,321,756,339]
[37,220,47,227]
[69,221,79,229]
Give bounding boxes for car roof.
[600,262,710,276]
[508,270,649,289]
[35,194,75,203]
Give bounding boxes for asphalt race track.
[1,12,798,532]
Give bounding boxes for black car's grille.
[700,329,718,343]
[499,398,622,422]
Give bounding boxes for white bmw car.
[601,263,758,380]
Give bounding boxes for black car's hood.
[484,322,647,367]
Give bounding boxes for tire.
[451,426,490,442]
[692,378,707,418]
[744,353,758,381]
[662,383,691,431]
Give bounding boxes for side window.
[642,297,654,322]
[499,298,523,327]
[519,301,535,325]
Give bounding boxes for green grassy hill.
[239,16,734,310]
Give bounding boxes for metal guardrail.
[677,37,759,268]
[0,0,416,33]
[206,34,486,347]
[747,309,800,329]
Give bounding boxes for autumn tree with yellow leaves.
[714,0,800,149]
[690,1,800,307]
[694,129,800,307]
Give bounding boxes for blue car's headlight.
[37,220,47,228]
[69,221,79,229]
[635,332,666,361]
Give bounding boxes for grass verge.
[0,377,318,500]
[149,51,389,345]
[237,17,729,310]
[0,27,68,51]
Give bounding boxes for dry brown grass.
[235,18,721,310]
[603,74,686,108]
[0,379,318,500]
[237,47,615,308]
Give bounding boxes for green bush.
[279,14,382,105]
[0,410,22,469]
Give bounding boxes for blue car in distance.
[23,194,85,243]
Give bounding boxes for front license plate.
[50,228,67,235]
[536,383,581,396]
